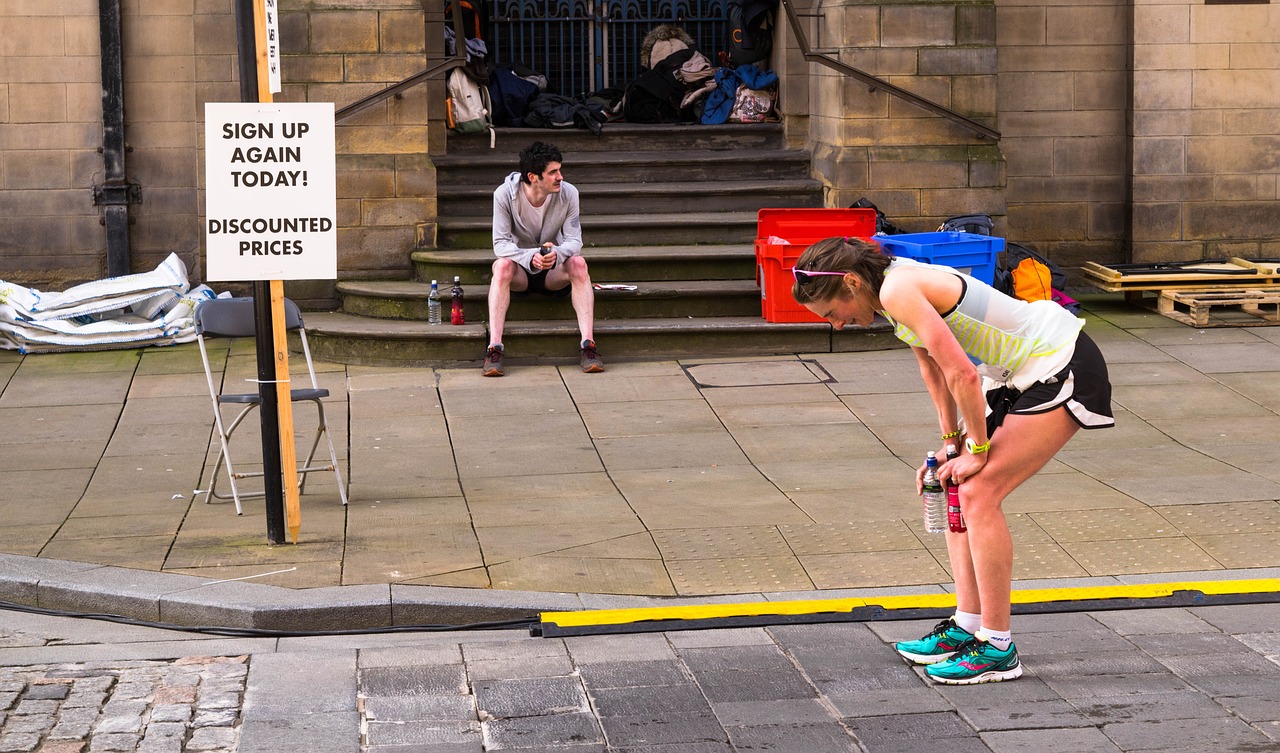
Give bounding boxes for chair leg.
[209,403,258,515]
[315,400,349,506]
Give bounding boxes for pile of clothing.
[0,253,224,354]
[623,25,719,123]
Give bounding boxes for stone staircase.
[304,123,896,367]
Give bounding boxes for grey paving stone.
[578,661,688,689]
[982,727,1122,753]
[192,708,240,727]
[2,714,54,734]
[1128,632,1254,657]
[665,628,774,649]
[1192,601,1280,632]
[1012,629,1136,655]
[1069,691,1231,724]
[826,687,955,718]
[725,723,858,752]
[391,584,582,626]
[845,712,986,753]
[187,726,237,750]
[466,655,575,681]
[361,694,476,722]
[0,553,101,607]
[21,682,70,700]
[364,744,483,753]
[587,684,710,717]
[1087,608,1215,635]
[955,699,1096,731]
[563,634,677,664]
[0,733,40,753]
[933,675,1064,704]
[685,668,818,703]
[37,566,214,623]
[1042,672,1195,699]
[767,622,888,650]
[1259,720,1280,743]
[1102,715,1275,751]
[160,582,393,632]
[237,711,361,753]
[11,699,58,716]
[1023,650,1167,676]
[358,644,464,668]
[243,651,356,717]
[95,713,145,734]
[364,720,482,747]
[710,698,836,726]
[461,640,569,663]
[611,744,732,753]
[1158,651,1280,678]
[359,664,468,697]
[88,732,142,751]
[597,712,726,748]
[475,676,588,719]
[482,712,603,750]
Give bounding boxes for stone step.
[439,178,824,216]
[434,148,813,185]
[446,123,787,155]
[303,311,899,366]
[337,279,764,321]
[438,211,759,249]
[412,244,757,284]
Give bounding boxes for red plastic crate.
[755,208,877,323]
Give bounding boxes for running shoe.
[894,619,975,665]
[482,345,504,377]
[925,637,1023,685]
[580,339,604,373]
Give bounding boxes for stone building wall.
[804,0,1006,234]
[1130,0,1280,262]
[0,0,432,301]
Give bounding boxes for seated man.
[484,141,602,377]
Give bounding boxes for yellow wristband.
[941,430,961,440]
[965,438,990,455]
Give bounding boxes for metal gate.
[489,0,729,98]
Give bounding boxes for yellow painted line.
[540,579,1280,630]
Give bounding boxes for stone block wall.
[806,0,1006,234]
[0,2,110,287]
[0,0,431,300]
[1131,1,1280,262]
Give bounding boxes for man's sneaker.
[580,339,604,373]
[482,345,504,377]
[894,619,975,665]
[925,637,1023,685]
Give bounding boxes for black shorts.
[986,330,1114,436]
[512,267,571,299]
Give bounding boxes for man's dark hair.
[519,141,562,183]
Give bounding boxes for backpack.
[487,66,540,127]
[994,242,1081,314]
[849,197,907,235]
[727,0,775,67]
[444,0,488,44]
[939,214,994,236]
[446,67,495,145]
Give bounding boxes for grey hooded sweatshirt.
[491,171,583,273]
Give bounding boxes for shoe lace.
[924,619,956,639]
[487,347,503,363]
[949,637,987,658]
[582,344,599,360]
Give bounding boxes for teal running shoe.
[894,619,975,665]
[925,637,1023,685]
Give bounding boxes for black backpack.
[727,0,775,67]
[939,214,994,236]
[849,197,907,235]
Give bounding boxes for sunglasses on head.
[791,268,848,285]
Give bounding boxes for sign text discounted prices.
[204,102,337,281]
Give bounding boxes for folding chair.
[194,296,348,515]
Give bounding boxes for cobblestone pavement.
[4,603,1280,752]
[0,653,246,753]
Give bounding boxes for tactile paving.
[1030,507,1183,542]
[1059,537,1221,576]
[652,526,794,561]
[778,521,918,555]
[1157,500,1280,536]
[1185,533,1280,569]
[797,550,950,589]
[666,556,814,595]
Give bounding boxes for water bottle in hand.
[922,452,946,534]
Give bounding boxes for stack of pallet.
[1082,258,1280,327]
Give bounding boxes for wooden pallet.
[1157,287,1280,327]
[1082,258,1280,292]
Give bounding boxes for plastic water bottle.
[945,444,966,533]
[427,280,442,325]
[450,276,464,325]
[922,452,946,534]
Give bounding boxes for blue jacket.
[701,65,779,125]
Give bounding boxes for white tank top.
[881,257,1084,390]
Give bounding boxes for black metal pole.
[234,0,286,544]
[98,0,131,276]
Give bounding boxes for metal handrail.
[335,10,468,123]
[779,0,1000,141]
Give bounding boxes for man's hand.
[532,243,556,271]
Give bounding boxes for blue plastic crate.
[876,232,1004,286]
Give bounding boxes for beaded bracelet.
[941,430,961,440]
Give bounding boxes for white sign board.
[264,0,282,94]
[204,102,336,281]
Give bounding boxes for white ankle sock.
[952,611,981,635]
[978,627,1012,651]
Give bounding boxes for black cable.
[0,600,536,638]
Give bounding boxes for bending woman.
[792,237,1113,685]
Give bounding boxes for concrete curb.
[4,553,1280,632]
